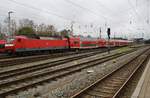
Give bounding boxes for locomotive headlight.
[5,44,14,47]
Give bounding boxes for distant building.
[112,37,127,40]
[133,38,144,44]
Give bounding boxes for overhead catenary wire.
[95,0,114,13]
[4,0,148,25]
[110,0,147,31]
[128,0,143,21]
[147,0,150,24]
[64,0,113,21]
[4,0,133,28]
[6,0,102,31]
[1,0,98,36]
[63,0,114,35]
[127,0,150,37]
[7,0,74,22]
[7,0,95,25]
[1,0,148,38]
[0,7,48,21]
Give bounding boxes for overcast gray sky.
[0,0,149,39]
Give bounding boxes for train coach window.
[74,41,79,44]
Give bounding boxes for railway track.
[0,47,136,97]
[0,49,113,79]
[70,47,150,98]
[116,55,150,98]
[0,47,118,68]
[0,54,13,59]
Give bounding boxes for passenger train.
[0,35,132,54]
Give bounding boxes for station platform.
[131,59,150,98]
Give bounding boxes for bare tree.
[36,23,57,36]
[18,19,58,37]
[19,18,34,28]
[11,19,17,35]
[2,17,9,35]
[3,17,16,36]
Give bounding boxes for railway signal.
[107,28,111,39]
[107,28,111,54]
[99,27,101,39]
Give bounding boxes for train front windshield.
[0,40,5,49]
[5,38,15,47]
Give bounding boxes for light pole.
[70,21,75,36]
[8,11,14,37]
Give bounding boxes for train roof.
[0,40,5,44]
[15,35,28,39]
[110,39,133,42]
[80,37,103,41]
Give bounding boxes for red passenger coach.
[69,37,80,49]
[98,39,107,47]
[108,39,131,47]
[79,38,99,49]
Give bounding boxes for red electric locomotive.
[4,36,69,53]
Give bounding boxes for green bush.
[17,27,34,36]
[0,33,4,40]
[16,27,39,39]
